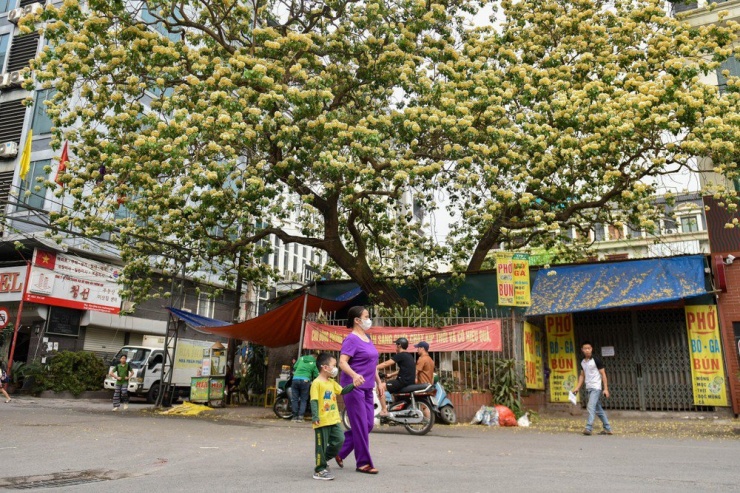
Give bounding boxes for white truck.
[104,337,225,403]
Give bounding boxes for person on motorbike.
[414,341,435,385]
[376,338,416,417]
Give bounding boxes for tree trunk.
[467,222,503,273]
[321,245,407,307]
[347,265,408,308]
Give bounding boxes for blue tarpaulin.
[167,307,231,328]
[525,256,708,316]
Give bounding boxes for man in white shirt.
[572,341,613,436]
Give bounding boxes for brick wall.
[716,261,740,416]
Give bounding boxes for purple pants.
[338,387,375,468]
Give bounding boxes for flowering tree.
[31,0,740,305]
[34,0,471,305]
[437,0,740,271]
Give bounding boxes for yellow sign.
[496,252,531,306]
[523,322,544,390]
[545,314,577,402]
[685,306,728,407]
[190,377,210,402]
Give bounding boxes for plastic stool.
[264,387,277,407]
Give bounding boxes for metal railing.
[306,307,522,393]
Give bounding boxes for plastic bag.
[495,405,518,426]
[568,391,578,405]
[470,405,486,424]
[481,406,499,426]
[517,412,531,427]
[471,405,499,426]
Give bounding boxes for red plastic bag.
[494,405,517,427]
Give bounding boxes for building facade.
[0,2,327,366]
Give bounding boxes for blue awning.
[167,307,231,328]
[525,256,708,316]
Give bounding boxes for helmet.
[393,337,409,349]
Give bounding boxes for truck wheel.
[146,382,161,404]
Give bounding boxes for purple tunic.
[339,333,378,389]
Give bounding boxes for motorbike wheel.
[341,408,352,431]
[273,395,293,420]
[404,400,435,436]
[438,405,457,425]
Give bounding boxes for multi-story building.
[568,193,710,261]
[0,1,327,364]
[678,0,740,415]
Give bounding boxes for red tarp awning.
[194,294,351,348]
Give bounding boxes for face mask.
[361,318,372,330]
[328,366,339,378]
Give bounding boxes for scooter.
[432,379,457,424]
[341,382,437,435]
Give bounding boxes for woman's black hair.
[346,306,366,328]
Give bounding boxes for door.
[573,308,697,412]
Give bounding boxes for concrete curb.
[38,390,111,400]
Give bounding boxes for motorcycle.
[341,382,436,436]
[273,379,293,419]
[431,379,456,425]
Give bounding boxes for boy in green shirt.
[109,354,133,411]
[310,353,354,481]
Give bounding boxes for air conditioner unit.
[7,70,25,88]
[24,3,44,17]
[0,73,9,89]
[6,7,23,24]
[0,142,19,159]
[7,3,43,24]
[665,228,677,234]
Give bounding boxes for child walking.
[310,352,354,481]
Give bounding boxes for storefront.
[526,256,730,412]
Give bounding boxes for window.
[562,227,574,243]
[716,55,740,95]
[0,34,9,72]
[608,225,623,240]
[663,218,678,234]
[672,1,698,13]
[681,216,699,233]
[31,89,56,134]
[196,292,215,318]
[0,0,15,14]
[593,224,605,241]
[140,4,182,43]
[18,159,49,211]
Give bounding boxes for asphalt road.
[1,398,739,492]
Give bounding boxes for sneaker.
[112,407,119,411]
[292,418,302,422]
[582,429,592,435]
[313,469,334,481]
[123,404,129,411]
[598,430,613,435]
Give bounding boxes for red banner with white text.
[303,320,502,353]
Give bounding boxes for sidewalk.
[16,392,740,439]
